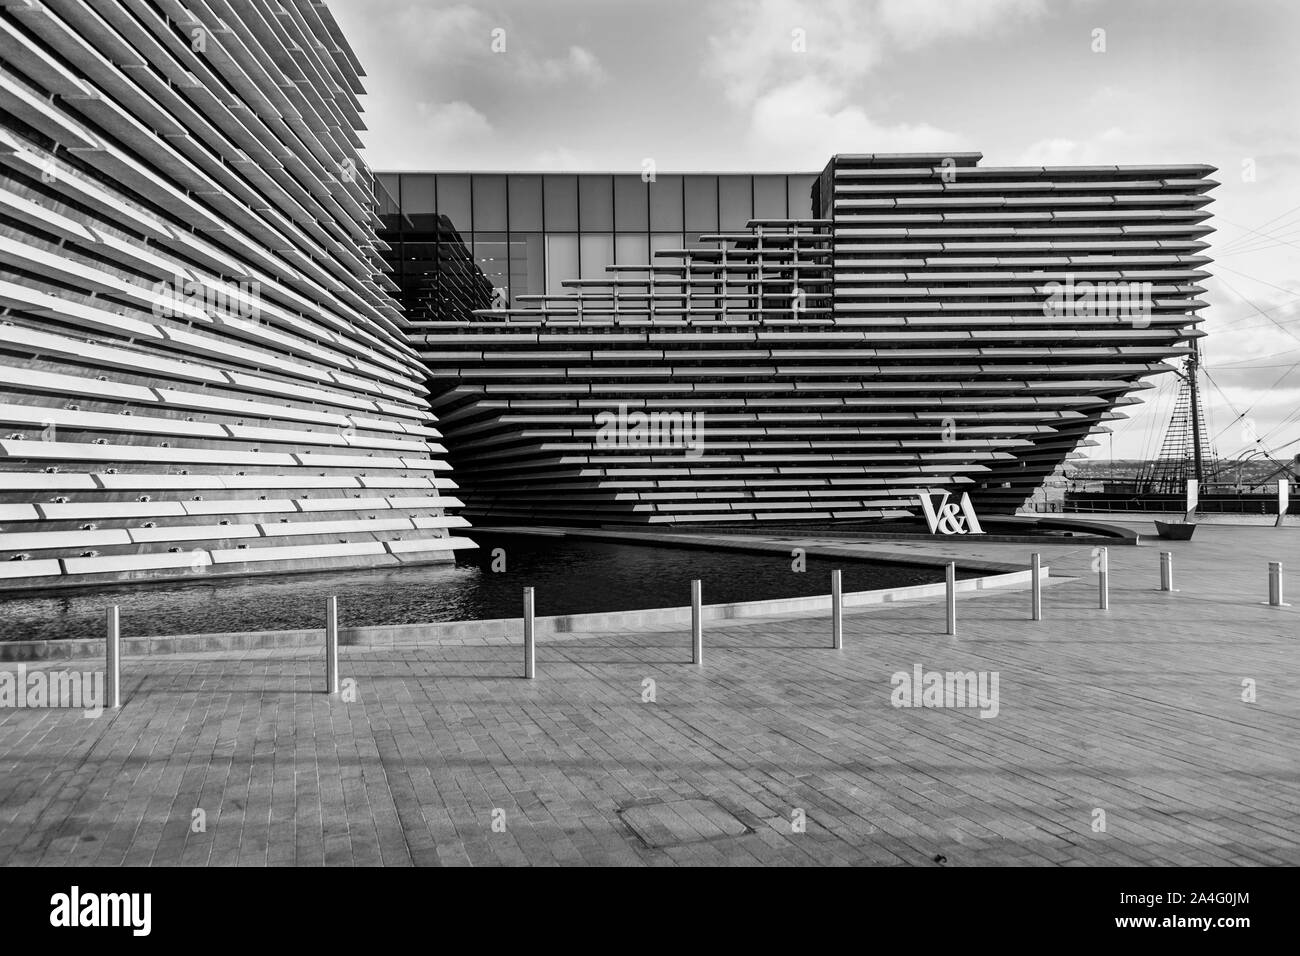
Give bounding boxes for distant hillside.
[1067,456,1300,483]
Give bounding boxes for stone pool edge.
[0,545,1045,662]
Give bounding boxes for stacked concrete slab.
[0,0,473,589]
[419,153,1216,525]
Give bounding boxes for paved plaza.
[0,525,1295,866]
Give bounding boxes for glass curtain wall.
[378,172,819,318]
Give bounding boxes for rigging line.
[1216,213,1300,253]
[1242,359,1300,418]
[1215,264,1300,304]
[1221,200,1300,244]
[1208,360,1300,370]
[1207,345,1300,368]
[1258,414,1300,450]
[1209,294,1300,325]
[1213,273,1300,346]
[1217,234,1300,257]
[1257,397,1300,443]
[1208,315,1300,337]
[1218,224,1300,257]
[1220,213,1300,243]
[1203,367,1268,454]
[1200,294,1300,334]
[1108,380,1161,437]
[1217,217,1300,253]
[1138,374,1177,463]
[1270,434,1300,453]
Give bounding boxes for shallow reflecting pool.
[0,532,975,641]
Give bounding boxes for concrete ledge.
[487,526,1031,571]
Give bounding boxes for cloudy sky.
[333,0,1300,465]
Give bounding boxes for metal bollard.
[1098,547,1109,610]
[325,596,339,695]
[831,569,843,649]
[945,561,956,636]
[691,579,703,665]
[523,587,535,679]
[105,605,121,710]
[1031,553,1042,621]
[1159,551,1174,592]
[1268,562,1287,607]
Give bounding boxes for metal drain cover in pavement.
[618,798,752,849]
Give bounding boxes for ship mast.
[1187,343,1204,483]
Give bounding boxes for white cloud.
[412,100,493,141]
[706,0,882,108]
[390,3,494,65]
[706,0,1046,164]
[877,0,1048,49]
[377,3,606,87]
[532,146,598,170]
[1015,128,1139,165]
[517,45,606,85]
[748,76,969,166]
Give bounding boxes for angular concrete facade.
[397,155,1216,525]
[0,0,472,589]
[820,154,1216,516]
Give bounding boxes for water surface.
[0,532,970,641]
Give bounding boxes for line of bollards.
[325,596,339,695]
[831,569,843,650]
[1267,562,1288,607]
[523,586,536,679]
[1098,547,1109,610]
[104,605,121,710]
[691,579,703,665]
[97,555,1293,707]
[1031,553,1042,621]
[945,561,957,636]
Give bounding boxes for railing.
[1048,480,1297,516]
[1061,496,1298,515]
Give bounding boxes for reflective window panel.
[753,175,787,219]
[508,175,543,231]
[472,175,507,231]
[718,176,753,230]
[579,175,614,231]
[546,233,579,293]
[544,176,579,231]
[788,174,818,219]
[473,232,510,306]
[613,175,649,232]
[649,174,684,231]
[508,232,545,307]
[684,175,719,231]
[437,174,472,231]
[580,233,614,280]
[400,174,436,233]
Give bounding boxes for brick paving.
[0,524,1295,866]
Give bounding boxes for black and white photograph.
[0,0,1293,937]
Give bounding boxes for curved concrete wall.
[0,0,473,589]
